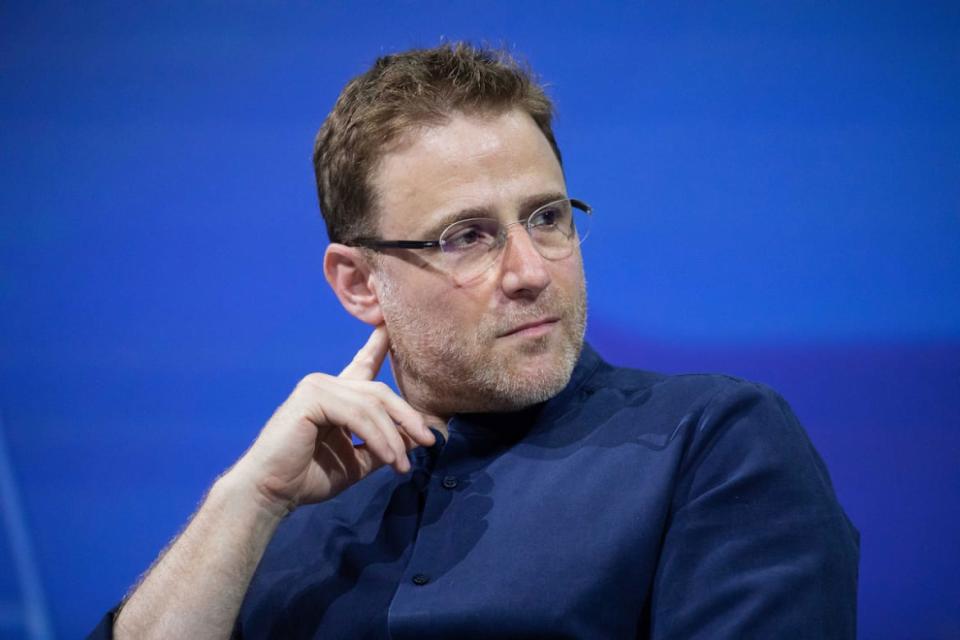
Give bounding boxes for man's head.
[318,43,587,417]
[313,42,561,245]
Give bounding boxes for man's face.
[370,108,587,416]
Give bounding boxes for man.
[90,43,859,639]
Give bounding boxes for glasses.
[349,198,592,285]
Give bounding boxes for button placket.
[388,425,461,629]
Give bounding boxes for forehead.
[370,109,566,236]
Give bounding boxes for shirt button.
[442,475,458,490]
[412,573,430,586]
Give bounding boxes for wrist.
[215,464,294,524]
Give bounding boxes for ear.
[323,243,384,326]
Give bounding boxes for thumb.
[339,324,390,380]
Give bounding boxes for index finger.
[339,324,390,380]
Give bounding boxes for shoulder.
[581,349,857,516]
[581,355,863,634]
[587,352,846,516]
[583,343,775,409]
[577,341,775,410]
[578,345,788,437]
[575,346,830,481]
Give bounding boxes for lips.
[498,316,560,338]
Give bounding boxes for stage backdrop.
[1,2,958,638]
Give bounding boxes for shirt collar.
[447,341,603,441]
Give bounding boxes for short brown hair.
[312,42,562,244]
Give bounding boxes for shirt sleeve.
[85,608,118,640]
[648,381,860,639]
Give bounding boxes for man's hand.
[230,324,437,516]
[113,325,434,640]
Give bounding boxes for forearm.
[108,327,433,638]
[114,470,286,640]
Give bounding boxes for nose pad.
[501,222,544,260]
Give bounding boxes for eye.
[529,202,570,230]
[441,219,498,252]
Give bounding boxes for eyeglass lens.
[438,199,590,284]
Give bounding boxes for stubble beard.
[378,272,588,416]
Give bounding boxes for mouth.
[498,316,561,338]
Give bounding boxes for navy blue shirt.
[90,343,859,638]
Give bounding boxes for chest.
[243,431,679,639]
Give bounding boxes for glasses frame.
[348,198,592,255]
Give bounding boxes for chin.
[387,300,587,416]
[473,335,582,412]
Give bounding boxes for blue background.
[1,2,958,638]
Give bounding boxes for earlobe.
[323,244,384,326]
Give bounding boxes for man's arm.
[111,471,284,639]
[648,382,859,638]
[110,326,436,640]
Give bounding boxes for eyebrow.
[416,191,568,240]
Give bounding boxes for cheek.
[444,288,493,326]
[551,252,586,289]
[381,266,486,326]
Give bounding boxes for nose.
[498,224,551,299]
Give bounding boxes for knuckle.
[361,427,386,446]
[297,372,330,390]
[355,354,376,370]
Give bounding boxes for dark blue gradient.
[1,2,958,638]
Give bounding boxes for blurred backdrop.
[1,2,958,638]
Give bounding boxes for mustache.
[486,292,577,337]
